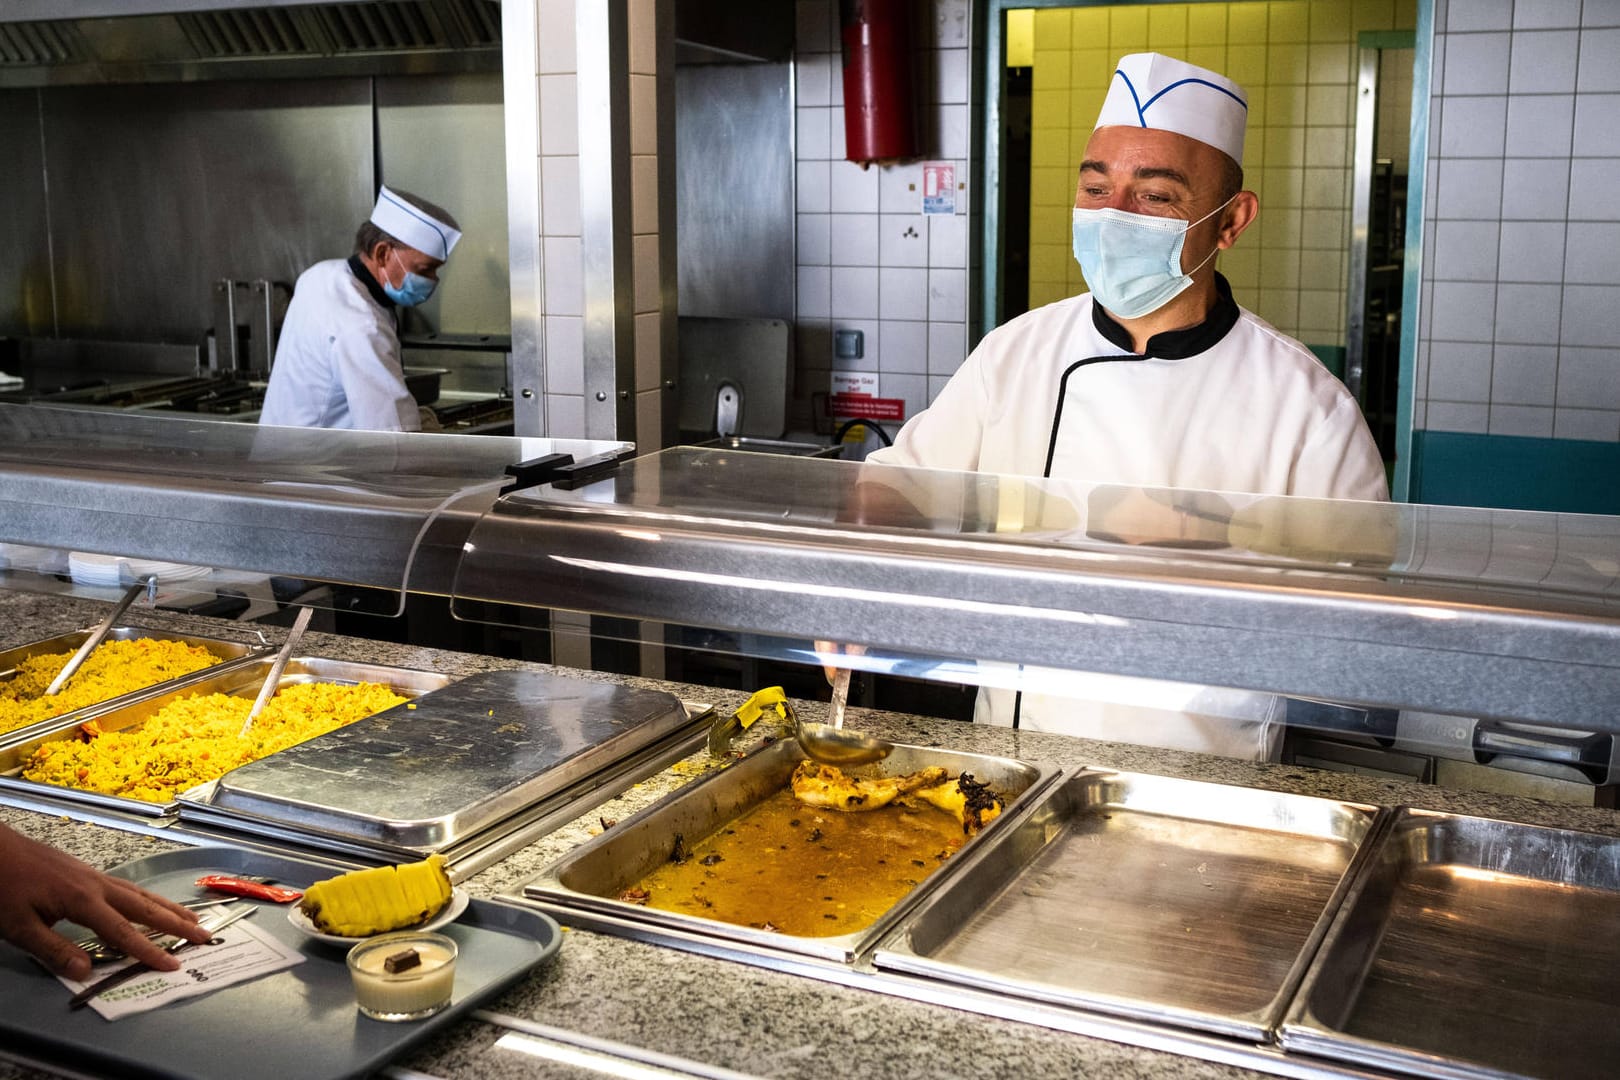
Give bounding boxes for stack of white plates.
[68,552,127,586]
[125,559,212,583]
[68,552,211,586]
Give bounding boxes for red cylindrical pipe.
[840,0,918,166]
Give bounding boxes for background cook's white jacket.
[866,290,1388,760]
[259,258,421,432]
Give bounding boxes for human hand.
[813,640,868,684]
[417,405,444,433]
[0,825,209,981]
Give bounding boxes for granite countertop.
[2,590,1616,1080]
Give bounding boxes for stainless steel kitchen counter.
[3,590,1618,1080]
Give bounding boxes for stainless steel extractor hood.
[0,0,500,86]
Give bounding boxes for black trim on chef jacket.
[347,254,397,310]
[1041,272,1241,478]
[1013,273,1241,731]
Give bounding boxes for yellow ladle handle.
[734,685,788,729]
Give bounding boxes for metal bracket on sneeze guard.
[502,449,631,495]
[550,449,632,490]
[502,453,576,494]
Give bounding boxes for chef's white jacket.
[259,258,421,432]
[866,280,1388,760]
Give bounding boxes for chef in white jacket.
[861,53,1388,760]
[260,186,461,432]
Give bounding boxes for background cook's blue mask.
[1071,194,1235,320]
[383,250,437,307]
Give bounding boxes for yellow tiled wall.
[1024,0,1416,351]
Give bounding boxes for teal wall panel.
[1410,431,1620,514]
[1307,344,1346,381]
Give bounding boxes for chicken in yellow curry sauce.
[623,762,1003,937]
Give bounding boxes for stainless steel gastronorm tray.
[0,625,265,744]
[179,670,697,862]
[1281,807,1620,1080]
[0,656,450,818]
[523,738,1057,965]
[874,769,1383,1042]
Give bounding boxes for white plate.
[286,886,469,946]
[67,552,213,587]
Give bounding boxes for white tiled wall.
[630,0,676,451]
[1418,0,1620,442]
[535,0,586,436]
[518,0,673,442]
[793,0,974,430]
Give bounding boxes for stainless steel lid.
[195,670,691,852]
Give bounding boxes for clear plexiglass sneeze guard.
[2,406,1618,767]
[0,402,629,617]
[451,447,1620,762]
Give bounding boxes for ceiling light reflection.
[492,1033,683,1080]
[490,1028,760,1080]
[548,556,1129,629]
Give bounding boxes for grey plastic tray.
[0,845,560,1080]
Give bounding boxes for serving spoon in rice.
[43,578,153,697]
[239,605,313,736]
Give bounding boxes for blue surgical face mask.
[382,250,437,307]
[1070,194,1236,320]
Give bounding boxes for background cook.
[259,185,460,432]
[856,52,1388,760]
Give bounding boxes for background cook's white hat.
[369,185,461,261]
[1094,52,1248,165]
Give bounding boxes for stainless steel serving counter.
[6,593,1620,1080]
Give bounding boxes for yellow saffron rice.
[22,681,407,803]
[0,638,221,738]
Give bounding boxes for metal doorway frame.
[1392,6,1435,503]
[1345,30,1417,474]
[975,0,1435,505]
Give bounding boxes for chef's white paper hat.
[1094,53,1249,165]
[369,186,461,261]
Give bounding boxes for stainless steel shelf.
[0,403,627,595]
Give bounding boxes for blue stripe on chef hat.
[1113,72,1249,124]
[370,186,462,261]
[1093,52,1250,164]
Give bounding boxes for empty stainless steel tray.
[1281,807,1620,1080]
[181,669,695,858]
[874,769,1382,1041]
[523,738,1056,965]
[1,655,449,817]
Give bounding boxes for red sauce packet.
[195,875,304,904]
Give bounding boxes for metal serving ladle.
[794,668,893,767]
[238,605,313,736]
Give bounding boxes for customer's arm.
[0,824,207,980]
